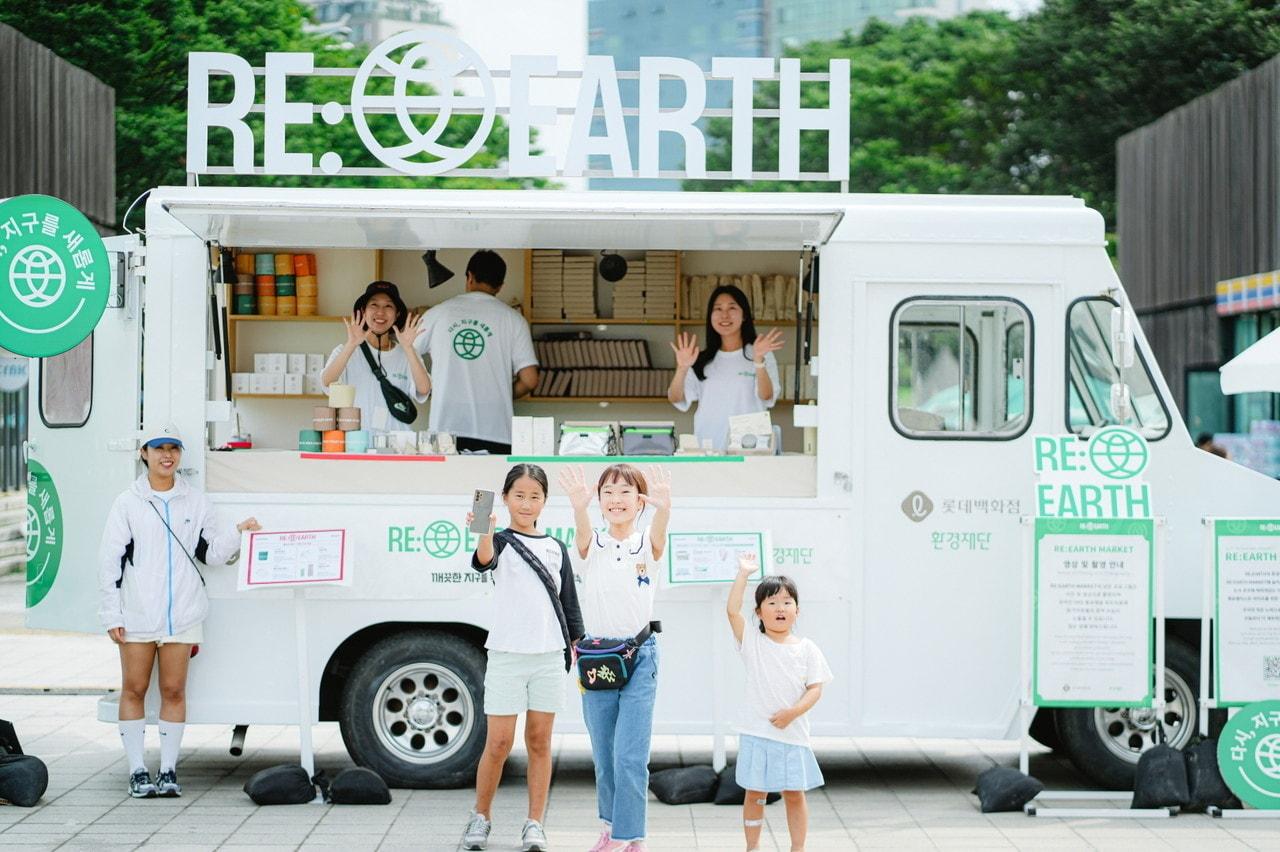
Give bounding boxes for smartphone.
[469,489,494,534]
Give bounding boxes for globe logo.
[1256,733,1280,782]
[453,328,485,360]
[349,31,497,177]
[9,245,66,308]
[423,520,462,559]
[1087,426,1148,480]
[24,503,40,562]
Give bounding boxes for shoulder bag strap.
[358,341,389,381]
[497,530,573,669]
[148,501,207,586]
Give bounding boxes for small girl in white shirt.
[727,556,832,852]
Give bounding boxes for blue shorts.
[736,734,824,792]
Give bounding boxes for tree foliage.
[0,0,539,225]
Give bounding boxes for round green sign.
[1218,700,1280,809]
[452,328,485,360]
[1087,425,1148,480]
[423,520,462,558]
[0,195,110,358]
[26,460,63,608]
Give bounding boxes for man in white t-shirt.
[416,251,539,453]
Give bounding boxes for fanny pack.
[575,620,661,691]
[360,342,418,424]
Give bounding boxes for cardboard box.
[254,352,286,374]
[306,353,325,373]
[232,373,252,395]
[284,372,304,395]
[533,417,556,456]
[305,375,324,396]
[287,353,307,374]
[511,416,534,455]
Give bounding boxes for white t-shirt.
[735,620,833,746]
[575,528,663,638]
[673,345,779,451]
[415,291,538,444]
[477,531,567,654]
[323,343,429,432]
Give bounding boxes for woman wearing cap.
[321,281,431,431]
[98,425,261,799]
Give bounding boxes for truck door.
[859,283,1053,736]
[25,234,143,631]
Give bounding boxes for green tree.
[1008,0,1280,224]
[696,12,1025,195]
[0,0,542,225]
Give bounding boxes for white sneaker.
[462,811,491,850]
[521,818,549,851]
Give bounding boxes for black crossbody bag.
[498,531,577,672]
[359,342,418,424]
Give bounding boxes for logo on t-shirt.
[452,327,485,360]
[635,562,650,587]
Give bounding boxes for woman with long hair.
[667,284,785,450]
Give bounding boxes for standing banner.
[1033,517,1155,707]
[1217,700,1280,810]
[1208,520,1280,706]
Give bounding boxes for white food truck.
[23,185,1276,789]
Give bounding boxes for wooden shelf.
[229,315,344,322]
[531,318,814,327]
[233,393,327,400]
[522,397,809,405]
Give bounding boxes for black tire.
[1028,709,1062,751]
[339,630,487,789]
[1055,637,1199,790]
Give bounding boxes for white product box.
[284,372,304,395]
[251,373,284,394]
[232,373,252,395]
[511,416,534,455]
[306,353,325,373]
[287,353,307,374]
[533,416,556,456]
[254,353,286,374]
[305,374,324,396]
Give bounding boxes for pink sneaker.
[623,843,648,852]
[588,829,612,852]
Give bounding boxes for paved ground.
[3,575,1280,851]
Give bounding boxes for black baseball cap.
[353,280,409,330]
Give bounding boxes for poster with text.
[1033,518,1153,707]
[1213,520,1280,706]
[667,532,768,585]
[239,529,350,590]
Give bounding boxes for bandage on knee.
[743,819,763,827]
[754,797,767,805]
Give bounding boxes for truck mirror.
[1110,306,1135,369]
[1110,382,1132,424]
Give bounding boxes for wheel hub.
[1128,708,1157,730]
[407,697,440,730]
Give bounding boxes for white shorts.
[483,649,566,715]
[124,623,204,645]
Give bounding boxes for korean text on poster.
[240,529,350,590]
[667,532,768,585]
[1213,520,1280,706]
[1033,517,1154,708]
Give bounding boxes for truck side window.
[1066,297,1170,439]
[892,299,1031,439]
[39,335,92,429]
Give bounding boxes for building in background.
[771,0,997,52]
[1117,54,1280,475]
[303,0,451,46]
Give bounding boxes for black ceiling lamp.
[599,250,628,283]
[422,250,454,288]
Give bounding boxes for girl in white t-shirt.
[462,464,583,852]
[727,557,833,852]
[667,284,785,451]
[560,463,672,852]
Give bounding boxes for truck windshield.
[1066,297,1170,439]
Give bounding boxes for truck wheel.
[1028,709,1062,751]
[1055,638,1198,789]
[339,630,486,789]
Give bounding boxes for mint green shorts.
[483,649,566,715]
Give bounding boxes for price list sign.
[1033,517,1154,707]
[240,529,349,590]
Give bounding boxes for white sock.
[118,719,146,774]
[158,720,184,772]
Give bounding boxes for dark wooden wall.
[1116,53,1280,411]
[0,23,115,232]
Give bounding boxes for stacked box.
[612,260,646,318]
[563,256,596,318]
[644,251,677,319]
[531,249,564,320]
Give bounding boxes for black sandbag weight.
[971,766,1044,813]
[649,766,719,805]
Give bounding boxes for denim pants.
[581,637,658,842]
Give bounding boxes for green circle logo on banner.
[1087,425,1149,480]
[452,327,485,360]
[1218,700,1280,809]
[0,195,110,358]
[25,460,63,608]
[423,520,461,558]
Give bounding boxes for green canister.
[234,294,257,315]
[298,429,322,452]
[275,274,296,296]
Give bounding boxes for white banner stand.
[293,588,321,802]
[1198,518,1280,820]
[1019,516,1175,818]
[711,589,728,772]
